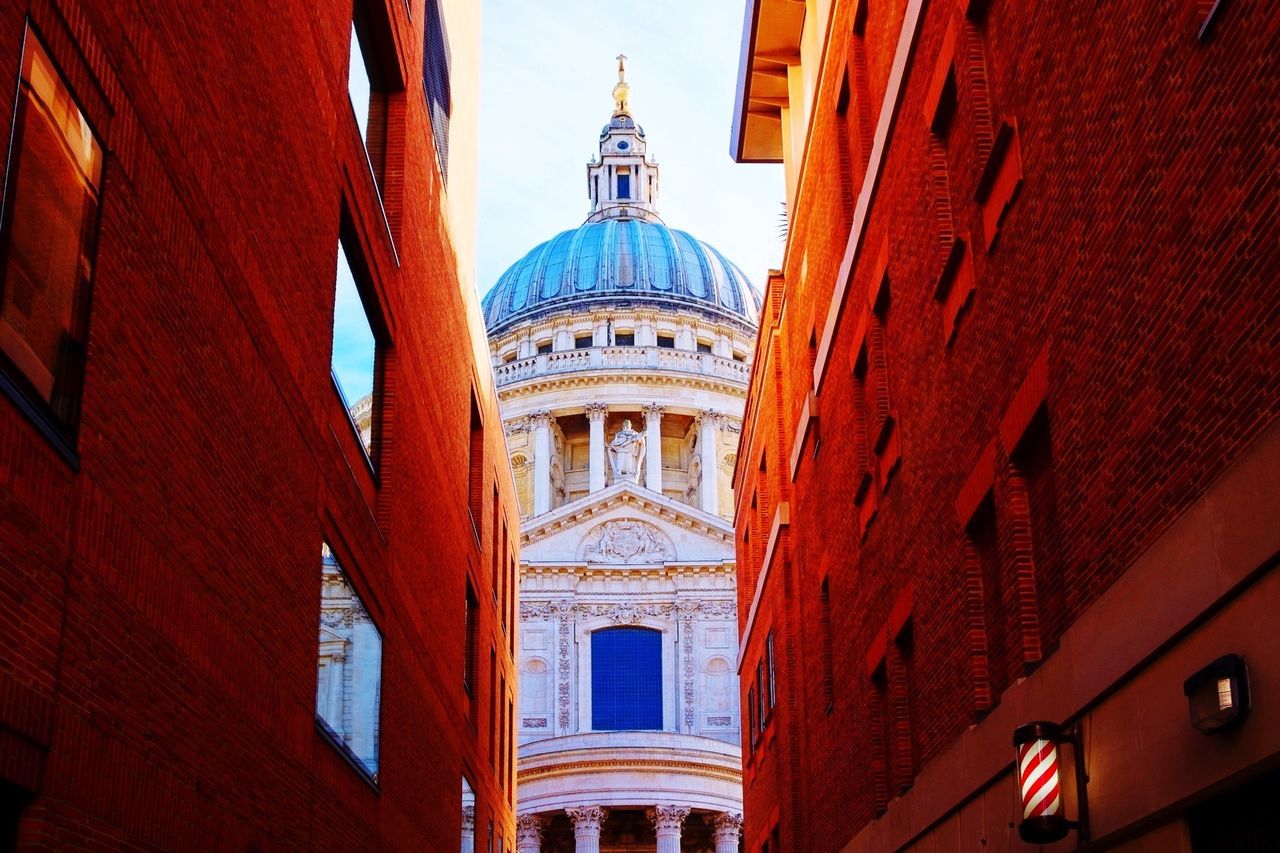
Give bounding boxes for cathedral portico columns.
[647,805,691,853]
[710,812,743,853]
[643,402,664,495]
[586,404,608,492]
[531,411,554,515]
[567,806,607,853]
[515,814,543,853]
[698,410,721,515]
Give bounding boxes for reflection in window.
[592,627,662,730]
[347,23,372,142]
[613,332,634,346]
[0,29,103,441]
[331,239,379,459]
[317,544,382,780]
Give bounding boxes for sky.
[474,0,785,301]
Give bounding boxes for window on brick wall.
[966,494,1008,706]
[490,486,500,601]
[869,660,891,814]
[468,393,483,538]
[331,228,385,468]
[0,781,32,850]
[488,646,497,767]
[0,28,104,453]
[835,0,873,226]
[820,577,835,711]
[349,2,403,194]
[1012,407,1063,657]
[317,544,382,781]
[464,580,479,700]
[766,631,777,710]
[422,0,452,180]
[747,684,757,753]
[499,673,507,786]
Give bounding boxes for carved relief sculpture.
[582,519,674,563]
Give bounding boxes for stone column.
[643,403,664,496]
[530,411,553,516]
[566,806,606,853]
[460,805,475,853]
[647,805,690,853]
[698,410,720,515]
[710,812,743,853]
[586,403,608,493]
[515,814,543,853]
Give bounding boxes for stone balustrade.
[494,346,751,387]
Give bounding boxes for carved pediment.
[578,519,675,563]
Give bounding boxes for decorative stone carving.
[584,402,608,422]
[647,804,691,832]
[707,715,733,726]
[581,519,674,563]
[461,805,476,833]
[642,401,665,419]
[567,805,608,833]
[681,615,696,730]
[522,717,548,728]
[515,814,544,847]
[557,608,573,731]
[580,602,671,623]
[527,410,554,429]
[710,812,744,843]
[606,418,645,483]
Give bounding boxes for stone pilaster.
[643,402,664,495]
[530,410,553,515]
[647,805,691,853]
[697,410,721,515]
[567,805,607,853]
[586,403,608,492]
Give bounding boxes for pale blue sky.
[475,0,784,301]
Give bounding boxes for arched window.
[591,627,662,730]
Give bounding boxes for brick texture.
[735,0,1280,850]
[0,0,517,849]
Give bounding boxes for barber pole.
[1012,721,1078,844]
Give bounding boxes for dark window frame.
[331,214,390,478]
[0,23,107,465]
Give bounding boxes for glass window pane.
[317,544,382,779]
[348,23,372,143]
[591,627,662,730]
[0,31,103,431]
[331,242,377,411]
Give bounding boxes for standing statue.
[607,419,645,484]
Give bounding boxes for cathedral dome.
[481,219,760,334]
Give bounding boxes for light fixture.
[1184,654,1250,735]
[1012,721,1089,845]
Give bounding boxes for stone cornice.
[498,370,748,400]
[520,483,734,548]
[519,757,742,785]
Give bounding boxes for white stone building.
[482,61,753,853]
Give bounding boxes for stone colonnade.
[526,406,728,516]
[516,808,742,853]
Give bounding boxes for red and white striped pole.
[1013,721,1087,844]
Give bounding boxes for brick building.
[729,0,1279,850]
[0,0,519,849]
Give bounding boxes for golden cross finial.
[612,54,631,115]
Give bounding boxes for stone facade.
[488,63,747,852]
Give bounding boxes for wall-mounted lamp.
[1013,721,1090,845]
[1184,653,1250,735]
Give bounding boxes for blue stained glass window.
[592,627,662,730]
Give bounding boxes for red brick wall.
[0,0,517,849]
[736,0,1280,849]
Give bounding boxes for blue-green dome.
[482,220,760,334]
